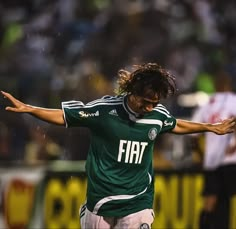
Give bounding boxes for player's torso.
[62,96,176,216]
[91,103,162,167]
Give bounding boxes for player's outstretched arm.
[172,118,236,135]
[1,91,65,125]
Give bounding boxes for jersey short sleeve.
[61,100,101,128]
[153,104,177,133]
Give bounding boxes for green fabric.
[62,95,176,216]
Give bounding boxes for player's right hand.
[1,91,29,113]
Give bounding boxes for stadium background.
[0,0,236,228]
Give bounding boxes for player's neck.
[127,95,139,114]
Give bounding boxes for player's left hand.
[212,117,236,135]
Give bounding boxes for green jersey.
[62,95,176,217]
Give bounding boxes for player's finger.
[1,91,13,101]
[225,118,235,126]
[1,91,10,97]
[1,91,20,106]
[5,107,19,112]
[2,91,15,100]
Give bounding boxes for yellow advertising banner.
[1,165,236,229]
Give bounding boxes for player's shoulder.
[152,103,172,118]
[62,100,84,109]
[86,95,123,107]
[101,95,123,101]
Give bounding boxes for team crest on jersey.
[139,223,150,229]
[148,128,157,140]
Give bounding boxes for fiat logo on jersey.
[148,128,157,140]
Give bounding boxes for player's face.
[128,91,160,115]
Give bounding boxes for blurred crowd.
[0,0,236,168]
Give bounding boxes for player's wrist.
[26,104,38,113]
[204,123,213,132]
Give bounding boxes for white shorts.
[79,204,155,229]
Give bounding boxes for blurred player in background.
[1,63,236,229]
[192,70,236,229]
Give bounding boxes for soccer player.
[1,63,235,229]
[191,70,236,229]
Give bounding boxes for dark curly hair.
[115,63,177,99]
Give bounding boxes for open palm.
[1,91,29,113]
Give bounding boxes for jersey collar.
[123,95,143,121]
